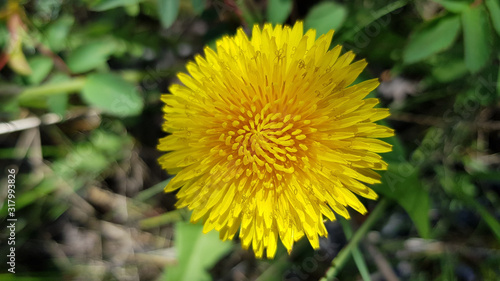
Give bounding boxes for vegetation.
[0,0,499,280]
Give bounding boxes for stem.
[135,178,172,202]
[321,198,389,281]
[467,198,500,243]
[339,218,371,281]
[18,77,86,102]
[255,255,290,281]
[15,69,162,104]
[139,209,184,229]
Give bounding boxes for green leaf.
[163,222,233,281]
[432,0,471,13]
[90,0,143,11]
[35,0,63,16]
[27,56,54,85]
[267,0,293,24]
[431,56,468,82]
[304,2,347,37]
[410,127,443,166]
[374,162,431,238]
[46,73,71,116]
[47,94,69,116]
[236,0,262,28]
[158,0,180,28]
[498,57,500,98]
[470,200,500,242]
[81,73,143,116]
[381,135,407,163]
[376,121,406,162]
[191,0,206,15]
[7,31,32,75]
[43,14,74,52]
[438,167,500,243]
[403,16,461,64]
[438,168,475,199]
[0,24,8,48]
[124,3,140,16]
[462,4,492,73]
[486,0,500,37]
[91,129,133,156]
[66,40,116,74]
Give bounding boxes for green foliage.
[403,15,461,64]
[430,54,468,83]
[66,40,117,73]
[26,56,54,85]
[462,4,492,73]
[498,58,500,97]
[162,222,233,281]
[42,15,74,52]
[471,200,500,242]
[90,0,143,11]
[437,167,500,243]
[376,162,431,238]
[486,0,500,36]
[158,0,180,28]
[0,274,62,281]
[46,74,70,115]
[375,131,431,239]
[304,2,347,36]
[432,0,471,13]
[81,73,143,116]
[191,0,207,15]
[0,129,133,216]
[2,0,500,280]
[267,0,293,24]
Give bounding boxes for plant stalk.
[321,198,389,281]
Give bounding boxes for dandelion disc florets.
[158,22,394,258]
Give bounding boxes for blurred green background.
[1,0,500,280]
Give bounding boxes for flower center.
[219,101,312,186]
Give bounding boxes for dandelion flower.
[158,22,394,258]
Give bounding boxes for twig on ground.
[365,242,400,281]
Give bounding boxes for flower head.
[158,22,393,258]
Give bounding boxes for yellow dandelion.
[158,21,394,258]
